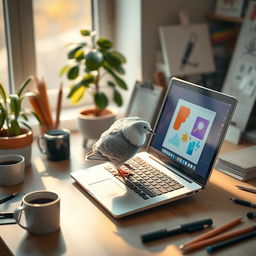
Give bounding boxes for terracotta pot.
[77,106,117,147]
[0,129,33,166]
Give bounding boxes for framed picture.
[159,23,215,77]
[215,0,245,18]
[222,1,256,134]
[126,81,164,126]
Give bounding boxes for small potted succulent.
[0,76,40,166]
[60,29,128,146]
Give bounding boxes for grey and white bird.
[85,117,154,178]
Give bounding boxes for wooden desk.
[1,133,256,256]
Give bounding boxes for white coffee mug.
[0,154,25,186]
[14,190,60,235]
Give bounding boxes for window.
[0,0,8,89]
[33,0,92,108]
[3,0,92,109]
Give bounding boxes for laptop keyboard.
[105,157,184,200]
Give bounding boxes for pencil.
[235,185,256,194]
[180,225,256,253]
[36,77,54,129]
[27,93,47,126]
[206,230,256,253]
[179,217,242,248]
[55,82,63,129]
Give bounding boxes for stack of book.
[215,145,256,181]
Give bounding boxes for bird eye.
[144,126,147,129]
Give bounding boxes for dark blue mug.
[37,129,70,161]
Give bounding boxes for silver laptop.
[71,77,237,218]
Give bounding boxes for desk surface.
[0,133,256,256]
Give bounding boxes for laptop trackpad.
[88,179,126,198]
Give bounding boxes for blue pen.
[206,230,256,253]
[230,198,256,208]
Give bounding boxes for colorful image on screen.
[163,99,216,164]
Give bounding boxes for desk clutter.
[215,145,256,181]
[1,188,256,254]
[140,216,256,254]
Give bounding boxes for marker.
[0,212,14,219]
[230,198,256,208]
[141,218,213,243]
[247,210,256,219]
[0,192,18,204]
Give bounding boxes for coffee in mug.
[37,129,70,161]
[0,154,25,186]
[13,190,60,235]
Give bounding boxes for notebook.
[71,77,237,218]
[215,145,256,181]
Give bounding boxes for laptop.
[71,77,237,218]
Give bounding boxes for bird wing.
[90,130,140,166]
[92,116,142,151]
[100,116,142,138]
[86,150,110,162]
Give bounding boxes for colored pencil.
[27,93,47,126]
[180,225,255,253]
[36,77,54,129]
[55,82,63,129]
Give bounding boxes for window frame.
[3,0,36,93]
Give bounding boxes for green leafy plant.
[60,29,128,112]
[0,76,41,137]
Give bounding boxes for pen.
[247,210,256,219]
[230,198,256,208]
[206,230,256,254]
[141,218,213,243]
[181,225,256,253]
[179,217,243,248]
[0,212,14,219]
[235,185,256,194]
[0,192,18,204]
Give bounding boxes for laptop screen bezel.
[146,77,237,187]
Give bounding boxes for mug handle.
[37,136,47,154]
[13,205,29,231]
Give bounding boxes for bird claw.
[114,168,134,179]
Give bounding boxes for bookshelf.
[206,13,244,24]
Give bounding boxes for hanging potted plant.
[60,29,128,147]
[0,77,41,166]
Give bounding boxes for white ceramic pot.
[77,106,117,147]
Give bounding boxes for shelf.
[206,13,244,24]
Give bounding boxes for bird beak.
[149,128,155,135]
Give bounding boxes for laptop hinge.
[149,155,195,184]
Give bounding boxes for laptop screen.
[148,78,236,187]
